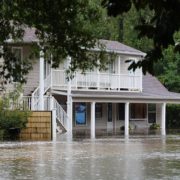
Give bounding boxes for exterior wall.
[73,103,108,130]
[72,102,157,131]
[23,45,39,95]
[20,111,52,141]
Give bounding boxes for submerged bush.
[149,123,160,130]
[0,110,29,140]
[0,85,30,140]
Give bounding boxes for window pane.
[118,103,125,120]
[95,103,102,118]
[148,113,156,123]
[108,103,112,122]
[130,103,147,119]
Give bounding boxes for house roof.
[69,74,180,103]
[16,28,145,56]
[99,40,145,57]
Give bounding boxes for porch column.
[125,102,130,137]
[118,56,121,89]
[39,49,44,110]
[91,101,96,139]
[67,56,73,135]
[161,102,166,136]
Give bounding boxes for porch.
[51,70,142,91]
[65,100,167,138]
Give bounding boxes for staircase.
[23,72,68,133]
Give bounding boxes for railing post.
[52,109,57,141]
[50,95,54,111]
[31,95,34,110]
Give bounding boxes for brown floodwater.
[0,134,180,180]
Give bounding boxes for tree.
[0,0,113,83]
[102,0,180,74]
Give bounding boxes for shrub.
[149,123,160,130]
[0,110,29,140]
[0,85,30,140]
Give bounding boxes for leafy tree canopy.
[102,0,180,74]
[0,0,115,83]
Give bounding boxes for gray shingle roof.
[99,40,145,56]
[70,74,180,103]
[20,29,146,56]
[23,28,38,43]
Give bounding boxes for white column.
[161,102,166,136]
[67,56,73,135]
[50,95,54,110]
[39,49,44,110]
[125,102,129,137]
[52,109,57,141]
[118,56,121,89]
[91,101,96,139]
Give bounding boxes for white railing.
[31,87,40,110]
[21,96,67,131]
[44,73,51,92]
[53,98,67,130]
[52,70,142,91]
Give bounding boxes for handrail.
[53,97,67,130]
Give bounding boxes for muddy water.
[0,135,180,180]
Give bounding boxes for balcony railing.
[52,70,142,91]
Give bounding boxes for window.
[148,104,156,123]
[95,103,102,118]
[130,103,147,119]
[12,47,23,82]
[108,103,112,122]
[118,103,125,120]
[12,47,23,62]
[75,103,87,125]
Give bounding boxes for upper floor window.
[12,47,23,62]
[11,47,23,82]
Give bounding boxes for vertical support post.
[52,109,57,141]
[125,102,129,137]
[67,56,73,135]
[50,95,54,110]
[91,101,96,139]
[161,102,166,136]
[118,55,121,90]
[31,96,34,110]
[50,54,53,89]
[39,49,44,110]
[97,59,100,89]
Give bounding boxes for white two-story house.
[4,28,180,138]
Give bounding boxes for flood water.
[0,135,180,180]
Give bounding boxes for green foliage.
[149,123,160,130]
[154,46,180,92]
[0,0,115,82]
[0,85,30,140]
[166,104,180,129]
[103,0,180,74]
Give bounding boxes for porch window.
[75,103,87,125]
[130,103,147,119]
[95,103,102,118]
[12,47,23,82]
[118,103,125,120]
[148,104,156,123]
[108,103,112,122]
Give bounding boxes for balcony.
[51,70,142,92]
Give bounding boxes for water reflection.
[0,136,180,180]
